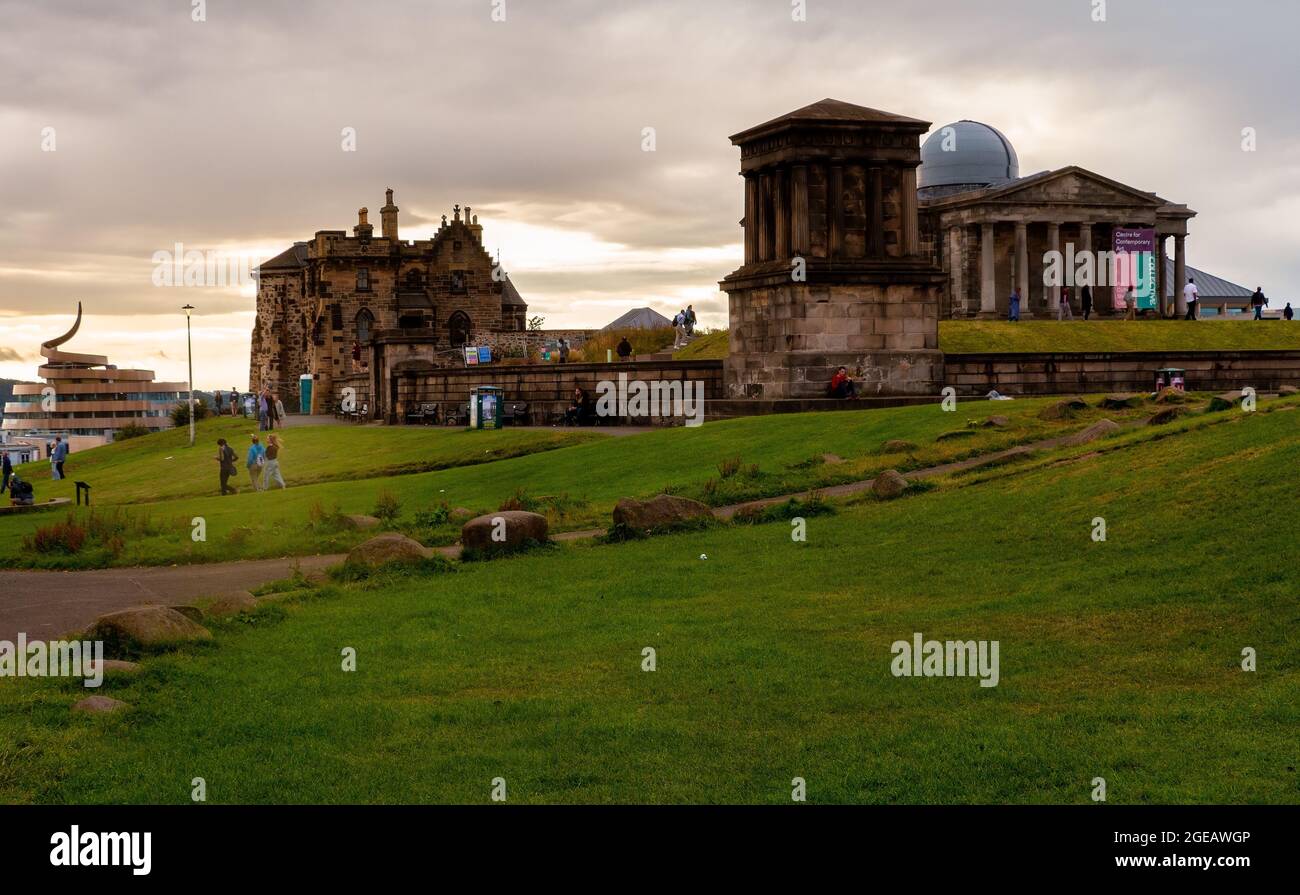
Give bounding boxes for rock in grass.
[345,532,434,568]
[936,429,976,441]
[1148,407,1188,426]
[341,514,381,530]
[880,439,917,453]
[981,415,1011,428]
[461,510,550,552]
[86,659,141,676]
[1279,385,1298,396]
[72,696,129,715]
[821,453,845,464]
[449,507,475,523]
[611,495,711,534]
[1153,387,1188,404]
[1208,390,1246,412]
[1064,418,1121,446]
[871,469,909,500]
[87,606,211,656]
[1099,394,1143,410]
[205,591,258,618]
[1038,398,1088,421]
[169,606,204,623]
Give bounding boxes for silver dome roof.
[918,120,1019,191]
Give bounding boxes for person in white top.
[1183,278,1199,320]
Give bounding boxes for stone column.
[1174,234,1188,316]
[756,172,772,261]
[1047,222,1061,313]
[1156,233,1168,317]
[900,166,919,255]
[1015,222,1030,317]
[791,165,810,257]
[774,167,790,259]
[949,225,965,316]
[829,165,844,259]
[743,175,758,264]
[979,222,997,317]
[869,167,885,257]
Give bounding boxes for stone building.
[250,191,527,411]
[917,120,1197,318]
[721,99,946,399]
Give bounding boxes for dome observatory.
[918,120,1019,200]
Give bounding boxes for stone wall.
[944,350,1300,396]
[475,329,597,358]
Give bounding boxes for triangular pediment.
[983,166,1165,206]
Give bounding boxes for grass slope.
[2,399,1295,803]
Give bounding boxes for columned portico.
[1014,222,1030,317]
[979,222,997,316]
[1174,234,1188,315]
[1047,222,1061,312]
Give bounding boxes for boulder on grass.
[345,532,434,569]
[936,429,976,442]
[981,415,1012,428]
[86,606,211,656]
[87,659,141,677]
[72,696,129,715]
[449,507,475,523]
[1148,407,1188,426]
[169,606,203,623]
[1208,390,1246,412]
[611,495,712,534]
[1153,387,1188,404]
[1038,398,1089,420]
[1064,418,1121,446]
[341,514,381,530]
[880,439,917,453]
[205,590,258,618]
[871,469,909,500]
[1278,385,1299,396]
[1099,394,1143,410]
[461,510,550,552]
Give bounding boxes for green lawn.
[2,397,1295,803]
[0,396,1165,569]
[940,319,1300,354]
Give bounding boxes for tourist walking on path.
[246,434,266,491]
[274,393,286,423]
[214,391,224,415]
[1007,288,1021,322]
[1057,287,1074,320]
[1081,284,1093,320]
[215,438,238,496]
[672,309,688,346]
[1,452,11,494]
[1183,277,1199,319]
[1251,287,1268,320]
[258,389,271,431]
[685,305,697,336]
[558,338,570,364]
[1285,302,1294,321]
[51,436,68,480]
[262,434,286,490]
[230,389,240,417]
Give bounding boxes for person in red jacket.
[829,366,857,399]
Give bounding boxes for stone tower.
[720,98,945,399]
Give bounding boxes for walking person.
[1,452,12,494]
[215,438,239,495]
[230,389,240,417]
[261,433,286,490]
[673,309,688,346]
[616,336,633,361]
[1081,284,1093,320]
[1008,288,1021,322]
[1285,302,1294,321]
[1251,287,1268,320]
[1183,277,1199,320]
[1057,287,1074,321]
[214,391,224,415]
[51,436,68,480]
[246,434,266,491]
[257,389,270,431]
[1124,286,1137,320]
[274,392,286,425]
[685,304,697,336]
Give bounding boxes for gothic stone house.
[250,190,526,411]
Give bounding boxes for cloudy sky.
[1,0,1296,389]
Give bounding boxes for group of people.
[1007,278,1291,322]
[215,432,286,495]
[672,306,697,348]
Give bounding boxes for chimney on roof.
[381,189,399,241]
[354,206,373,239]
[468,210,482,241]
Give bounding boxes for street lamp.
[182,304,195,447]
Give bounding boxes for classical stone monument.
[250,191,528,411]
[720,99,946,399]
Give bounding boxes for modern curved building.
[2,303,186,454]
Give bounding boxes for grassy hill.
[2,393,1296,803]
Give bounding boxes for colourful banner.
[1113,228,1157,311]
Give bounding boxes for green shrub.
[413,503,451,528]
[372,490,402,524]
[169,398,210,426]
[113,424,151,441]
[718,456,742,479]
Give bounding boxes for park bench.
[404,403,441,426]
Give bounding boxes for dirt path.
[0,423,1128,642]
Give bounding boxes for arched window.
[356,308,374,344]
[448,311,472,348]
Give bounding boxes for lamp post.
[182,304,195,447]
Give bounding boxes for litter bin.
[299,374,313,414]
[469,386,504,430]
[1155,368,1186,391]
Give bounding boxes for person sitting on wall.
[616,336,633,361]
[828,366,858,399]
[8,473,34,506]
[565,387,587,426]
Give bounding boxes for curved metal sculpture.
[41,301,83,353]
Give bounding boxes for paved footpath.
[0,420,1141,643]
